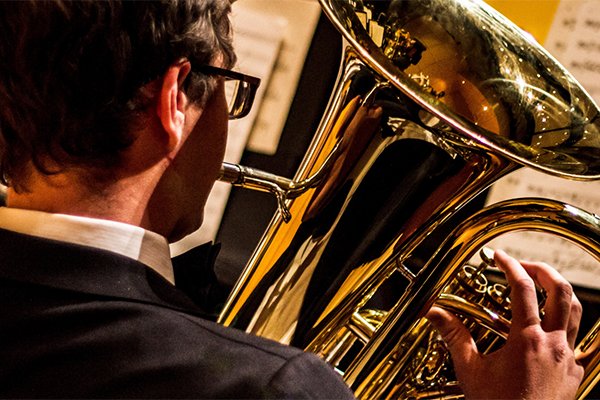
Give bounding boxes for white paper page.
[486,169,600,289]
[544,0,584,60]
[171,7,286,256]
[243,0,322,155]
[482,0,600,289]
[556,1,600,104]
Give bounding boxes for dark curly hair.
[0,0,236,191]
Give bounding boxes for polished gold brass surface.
[218,0,600,398]
[577,319,600,399]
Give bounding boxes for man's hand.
[426,249,584,399]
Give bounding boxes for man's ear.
[156,60,192,151]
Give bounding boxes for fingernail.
[425,309,442,327]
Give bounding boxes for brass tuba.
[218,0,600,398]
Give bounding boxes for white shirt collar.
[0,207,174,284]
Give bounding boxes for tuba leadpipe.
[218,0,600,398]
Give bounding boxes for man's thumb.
[425,306,479,372]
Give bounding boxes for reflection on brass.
[218,0,600,399]
[382,27,425,69]
[409,72,444,99]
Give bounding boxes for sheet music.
[243,0,322,155]
[483,0,600,289]
[546,1,600,104]
[544,0,584,59]
[486,169,600,289]
[171,6,285,256]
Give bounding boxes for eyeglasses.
[193,65,261,120]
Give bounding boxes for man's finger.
[494,250,540,328]
[426,306,479,373]
[520,260,579,337]
[566,292,583,349]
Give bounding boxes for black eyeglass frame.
[193,65,261,120]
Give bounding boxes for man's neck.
[7,167,160,232]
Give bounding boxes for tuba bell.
[218,0,600,398]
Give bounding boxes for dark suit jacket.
[0,228,355,399]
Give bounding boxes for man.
[0,0,584,398]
